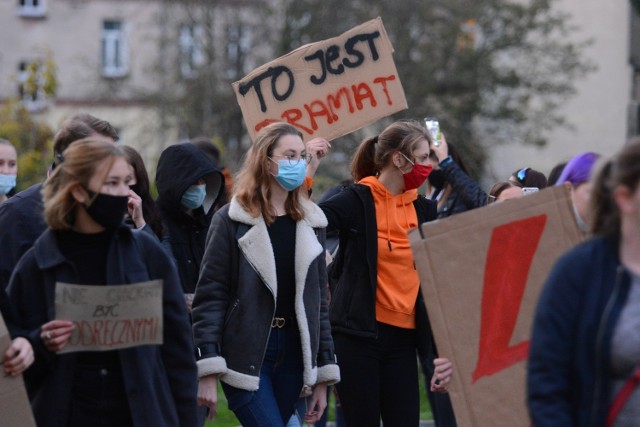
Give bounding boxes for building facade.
[0,0,636,186]
[0,0,278,176]
[486,0,634,184]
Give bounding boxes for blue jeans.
[222,326,303,427]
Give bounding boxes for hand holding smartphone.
[424,118,441,147]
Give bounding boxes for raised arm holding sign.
[233,18,407,143]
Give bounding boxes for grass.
[205,362,433,426]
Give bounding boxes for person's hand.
[305,137,331,178]
[127,189,146,229]
[431,357,453,393]
[198,374,219,420]
[3,337,34,376]
[304,382,328,424]
[431,133,450,163]
[40,320,75,353]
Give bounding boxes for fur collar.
[228,196,327,228]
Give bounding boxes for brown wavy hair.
[350,120,432,182]
[43,138,125,230]
[121,145,164,238]
[53,113,119,166]
[234,122,306,225]
[590,139,640,237]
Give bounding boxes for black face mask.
[83,188,128,230]
[428,168,447,189]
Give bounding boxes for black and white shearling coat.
[192,197,340,392]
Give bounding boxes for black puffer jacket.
[156,143,224,294]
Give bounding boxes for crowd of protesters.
[0,110,637,427]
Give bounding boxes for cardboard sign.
[232,17,407,142]
[0,313,37,427]
[410,186,583,427]
[55,280,163,353]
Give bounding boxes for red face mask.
[400,153,433,191]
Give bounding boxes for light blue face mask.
[271,160,307,191]
[0,174,16,195]
[181,183,206,209]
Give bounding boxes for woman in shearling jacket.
[192,123,340,427]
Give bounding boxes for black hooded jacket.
[156,143,224,294]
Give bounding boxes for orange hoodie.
[360,176,420,329]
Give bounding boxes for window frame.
[18,0,47,18]
[179,24,206,79]
[101,20,129,78]
[17,60,47,112]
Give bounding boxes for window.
[101,20,128,78]
[179,24,205,79]
[226,24,252,78]
[18,60,46,111]
[18,0,46,18]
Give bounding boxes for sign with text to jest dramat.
[55,280,163,353]
[232,17,407,142]
[0,313,36,427]
[410,186,583,427]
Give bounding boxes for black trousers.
[334,322,420,427]
[68,364,133,427]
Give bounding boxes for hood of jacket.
[155,143,224,218]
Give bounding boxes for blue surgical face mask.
[181,183,206,209]
[0,174,16,195]
[271,160,306,191]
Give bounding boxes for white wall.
[486,0,632,185]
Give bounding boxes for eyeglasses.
[401,152,430,166]
[269,153,313,166]
[516,167,530,184]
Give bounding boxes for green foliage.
[280,0,594,179]
[0,100,54,191]
[21,53,58,102]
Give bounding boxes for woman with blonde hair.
[7,138,197,427]
[192,122,339,426]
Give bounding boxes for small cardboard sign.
[232,17,407,142]
[55,280,163,353]
[410,186,583,427]
[0,313,37,427]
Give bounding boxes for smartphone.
[424,118,441,147]
[522,187,539,195]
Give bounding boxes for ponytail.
[350,136,378,182]
[349,120,431,182]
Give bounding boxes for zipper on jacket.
[589,266,624,427]
[244,254,276,379]
[224,299,240,327]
